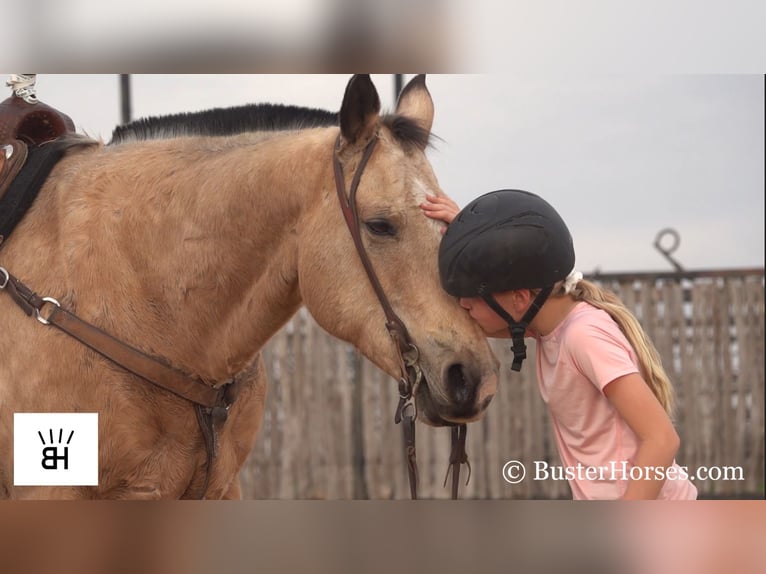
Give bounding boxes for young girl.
[422,189,697,500]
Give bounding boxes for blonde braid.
[552,279,675,416]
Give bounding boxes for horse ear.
[395,74,434,135]
[339,74,381,145]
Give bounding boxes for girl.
[422,189,697,500]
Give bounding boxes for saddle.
[0,95,75,246]
[0,95,75,199]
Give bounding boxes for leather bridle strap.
[444,424,470,499]
[332,134,423,499]
[332,135,413,352]
[0,267,235,498]
[333,134,473,500]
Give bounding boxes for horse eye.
[364,218,397,237]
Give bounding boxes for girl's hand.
[420,193,460,232]
[604,373,681,499]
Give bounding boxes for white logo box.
[14,413,99,486]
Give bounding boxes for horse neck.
[73,130,334,381]
[198,132,335,375]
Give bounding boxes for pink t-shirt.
[535,302,697,500]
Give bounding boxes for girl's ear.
[510,289,533,312]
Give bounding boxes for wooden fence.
[239,269,764,499]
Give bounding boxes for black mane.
[109,102,432,150]
[109,103,339,144]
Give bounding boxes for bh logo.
[14,413,99,486]
[38,428,75,470]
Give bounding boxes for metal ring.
[400,401,416,421]
[0,267,9,289]
[403,343,420,366]
[35,297,61,325]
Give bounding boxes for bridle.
[332,133,470,500]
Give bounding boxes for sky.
[3,73,764,274]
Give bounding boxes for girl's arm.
[603,373,681,500]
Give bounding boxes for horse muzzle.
[416,364,498,426]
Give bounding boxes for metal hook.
[653,228,684,272]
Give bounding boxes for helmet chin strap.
[481,286,553,371]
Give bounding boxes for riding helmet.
[438,189,575,297]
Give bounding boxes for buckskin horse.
[0,75,499,499]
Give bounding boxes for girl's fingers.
[421,206,449,216]
[423,210,456,225]
[424,194,453,204]
[421,197,457,209]
[421,194,459,225]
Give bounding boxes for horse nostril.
[446,363,478,407]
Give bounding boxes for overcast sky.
[6,73,764,273]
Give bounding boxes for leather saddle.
[0,95,75,203]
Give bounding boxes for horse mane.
[109,101,432,152]
[109,103,339,144]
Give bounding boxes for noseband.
[332,133,470,500]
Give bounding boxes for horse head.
[298,75,499,426]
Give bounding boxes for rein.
[0,266,237,499]
[332,133,469,499]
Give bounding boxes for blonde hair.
[551,278,675,416]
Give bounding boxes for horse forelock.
[381,114,432,151]
[109,103,339,144]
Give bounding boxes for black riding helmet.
[439,189,575,297]
[438,189,575,371]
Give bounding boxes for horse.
[0,75,499,499]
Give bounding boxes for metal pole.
[394,74,404,101]
[119,74,132,125]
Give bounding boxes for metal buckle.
[35,297,61,325]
